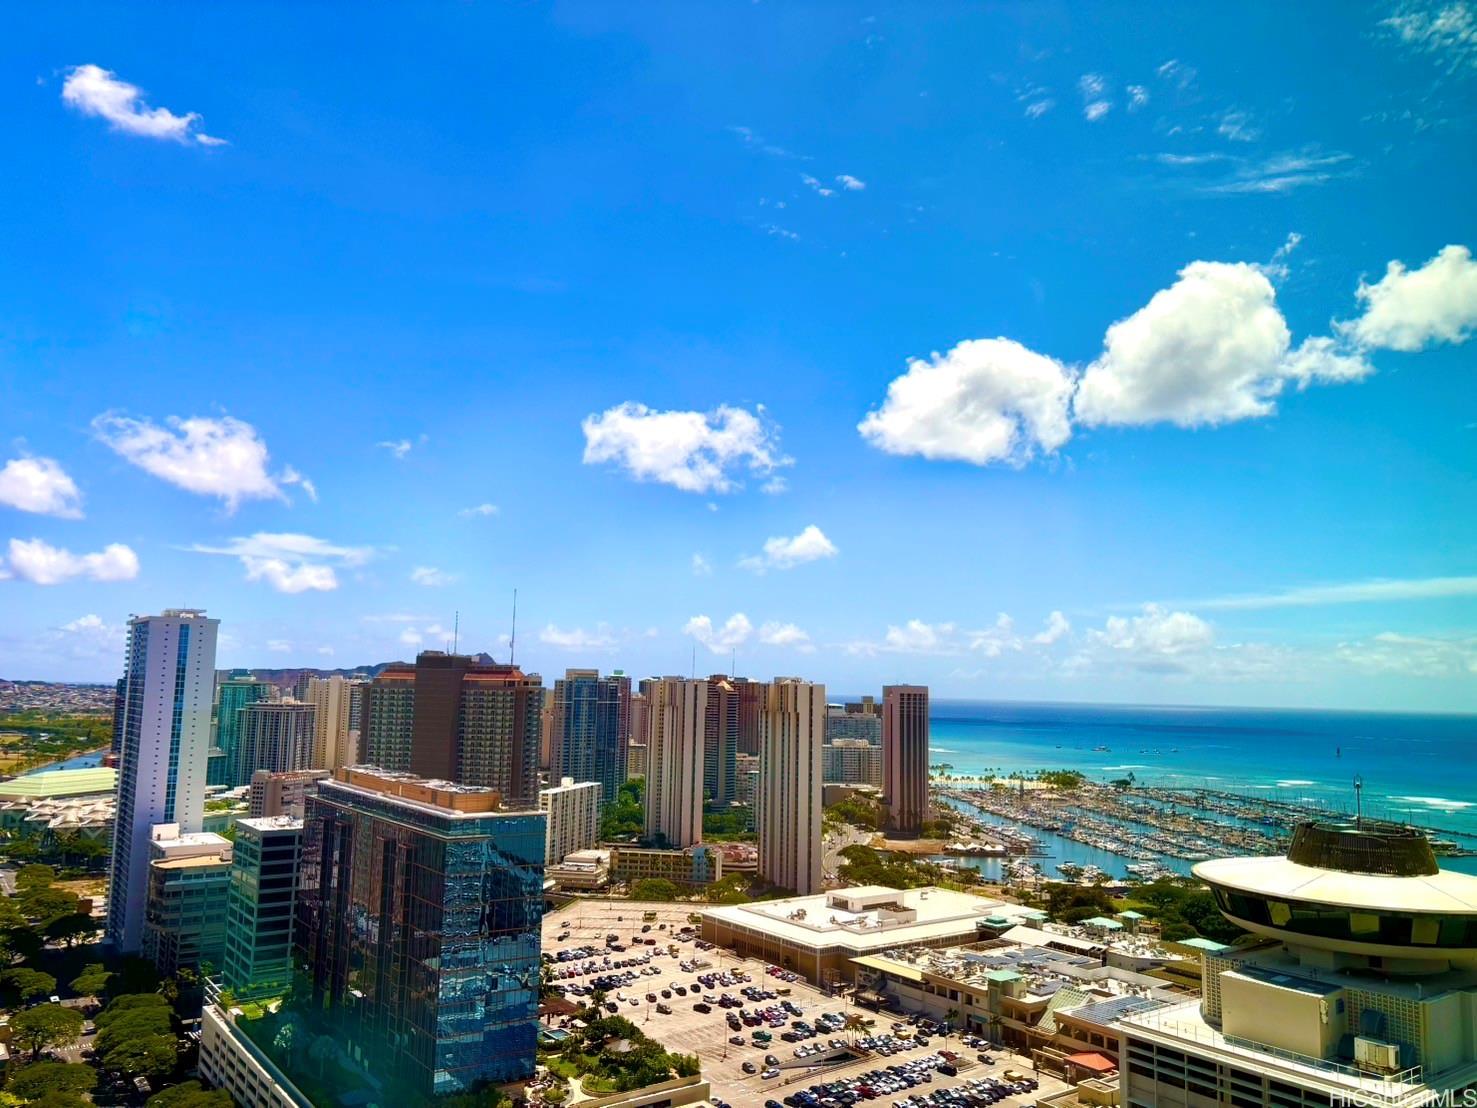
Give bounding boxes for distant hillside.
[245,652,504,686]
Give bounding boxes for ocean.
[923,700,1477,877]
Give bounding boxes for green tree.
[146,1080,234,1107]
[630,878,682,901]
[44,912,98,948]
[9,1005,84,1061]
[6,1061,95,1100]
[4,967,58,1002]
[17,886,80,926]
[69,963,113,997]
[103,1033,178,1079]
[15,864,57,889]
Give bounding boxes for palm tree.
[844,1013,868,1044]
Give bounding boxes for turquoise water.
[924,700,1477,876]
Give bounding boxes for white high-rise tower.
[107,608,219,952]
[643,677,705,849]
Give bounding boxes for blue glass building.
[552,668,627,811]
[295,767,545,1097]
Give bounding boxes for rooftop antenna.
[509,589,518,666]
[730,646,735,678]
[1354,775,1364,830]
[691,643,696,680]
[453,610,460,655]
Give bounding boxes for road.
[822,824,873,881]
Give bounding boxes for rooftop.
[703,885,1019,952]
[0,766,116,799]
[237,816,304,833]
[1194,855,1477,913]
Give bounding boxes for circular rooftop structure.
[1193,821,1477,960]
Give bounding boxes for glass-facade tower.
[295,768,545,1097]
[551,669,627,812]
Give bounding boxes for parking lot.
[541,900,1071,1107]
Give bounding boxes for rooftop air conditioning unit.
[1354,1037,1401,1074]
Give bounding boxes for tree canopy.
[4,967,59,1002]
[630,878,683,902]
[146,1080,234,1107]
[103,1033,178,1079]
[10,1005,84,1061]
[6,1061,95,1100]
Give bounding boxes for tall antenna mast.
[691,643,696,680]
[453,610,460,654]
[730,646,735,678]
[509,589,518,665]
[1354,775,1364,829]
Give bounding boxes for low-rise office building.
[611,844,723,888]
[547,847,611,890]
[141,823,234,976]
[702,885,1029,986]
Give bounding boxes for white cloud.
[1074,261,1371,428]
[684,613,753,653]
[1127,85,1150,111]
[691,553,713,577]
[410,566,457,587]
[1198,150,1354,195]
[61,64,223,145]
[57,613,125,656]
[267,639,292,653]
[758,621,814,651]
[398,622,449,649]
[0,457,83,518]
[1024,99,1056,119]
[1084,101,1111,122]
[1086,604,1214,657]
[800,173,835,197]
[1192,574,1477,610]
[1263,231,1303,282]
[835,174,867,191]
[738,524,839,573]
[1078,73,1111,120]
[1033,610,1071,645]
[582,402,791,494]
[1381,2,1477,73]
[459,503,499,518]
[189,532,371,594]
[859,338,1075,466]
[884,620,957,655]
[1335,631,1477,678]
[967,613,1023,657]
[1217,109,1261,142]
[378,439,413,459]
[317,645,336,657]
[1157,59,1197,88]
[2,538,139,585]
[761,476,789,495]
[1338,244,1477,351]
[93,413,308,512]
[539,623,618,650]
[762,223,801,242]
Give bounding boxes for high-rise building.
[214,675,270,787]
[627,742,648,780]
[704,675,739,807]
[234,700,315,785]
[110,677,126,758]
[644,678,705,849]
[550,669,627,812]
[823,737,883,786]
[1120,821,1477,1107]
[758,678,824,895]
[247,768,330,819]
[108,608,219,953]
[825,702,882,745]
[882,685,929,836]
[734,677,765,757]
[303,675,360,771]
[296,767,545,1097]
[360,652,541,803]
[538,777,602,865]
[629,691,649,747]
[222,815,302,999]
[736,752,759,809]
[141,822,233,976]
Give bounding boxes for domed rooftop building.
[1118,821,1477,1108]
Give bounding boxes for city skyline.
[2,5,1475,712]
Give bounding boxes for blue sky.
[2,2,1474,710]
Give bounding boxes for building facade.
[222,816,303,999]
[758,677,825,895]
[302,675,361,771]
[882,684,930,836]
[538,777,602,865]
[108,608,220,953]
[247,769,330,819]
[234,700,315,785]
[704,675,739,807]
[295,767,546,1097]
[611,844,723,887]
[141,822,233,976]
[360,652,542,803]
[214,675,271,787]
[643,678,706,849]
[823,737,883,786]
[550,669,627,812]
[825,702,882,746]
